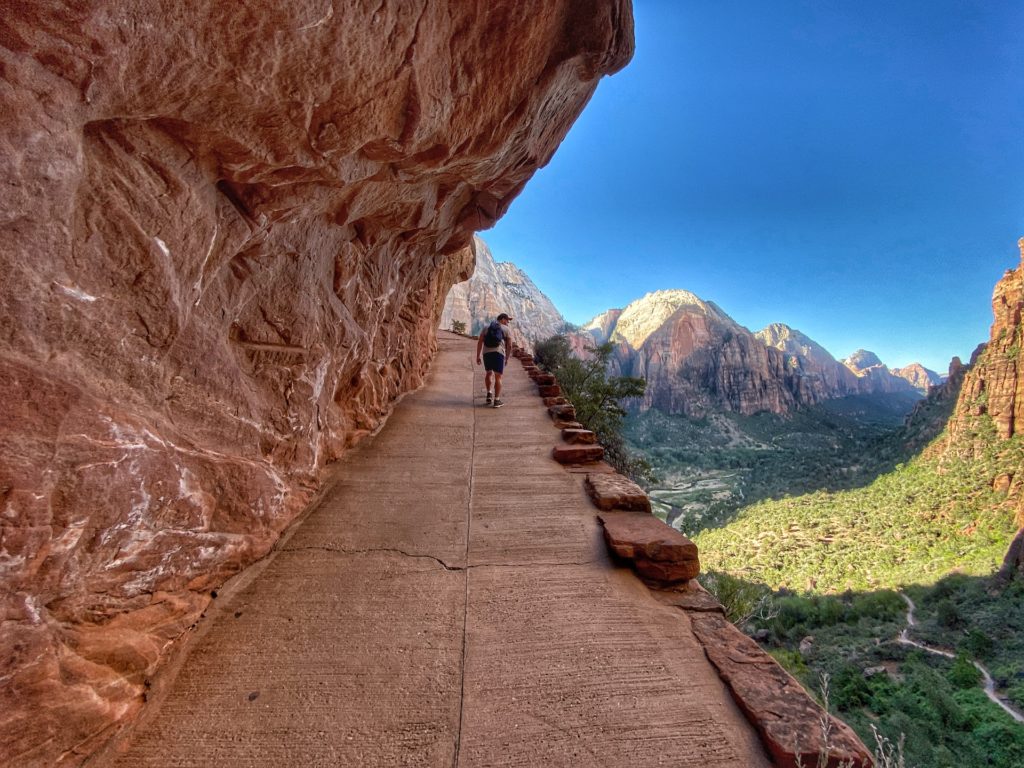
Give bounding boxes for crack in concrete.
[283,545,601,573]
[282,545,462,571]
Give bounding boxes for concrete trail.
[106,332,772,767]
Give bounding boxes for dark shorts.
[482,351,505,374]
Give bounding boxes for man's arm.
[476,333,484,364]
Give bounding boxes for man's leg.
[493,372,503,399]
[484,370,493,394]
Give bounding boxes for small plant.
[869,725,908,768]
[450,319,466,335]
[699,570,777,626]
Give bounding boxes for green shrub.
[536,334,655,483]
[949,653,982,689]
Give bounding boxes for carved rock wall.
[0,2,634,764]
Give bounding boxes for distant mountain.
[439,236,566,350]
[755,323,863,402]
[842,348,918,395]
[890,363,943,394]
[582,291,865,417]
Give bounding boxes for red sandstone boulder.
[0,1,635,764]
[598,511,699,584]
[552,444,605,464]
[585,473,651,512]
[689,613,872,768]
[538,384,562,397]
[561,428,597,444]
[535,373,557,386]
[543,396,569,407]
[549,403,577,421]
[556,420,585,430]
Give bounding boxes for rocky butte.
[0,2,634,764]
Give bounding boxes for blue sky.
[484,0,1024,372]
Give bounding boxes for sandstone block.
[689,613,872,768]
[561,428,596,444]
[634,559,699,583]
[552,444,604,465]
[543,396,569,407]
[535,373,556,386]
[549,404,577,421]
[538,384,561,398]
[555,420,585,430]
[585,473,651,512]
[651,580,724,613]
[599,511,697,562]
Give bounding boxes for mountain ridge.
[439,236,567,351]
[575,293,918,417]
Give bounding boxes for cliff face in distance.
[950,240,1024,445]
[0,2,634,764]
[581,291,917,418]
[946,241,1024,535]
[891,363,944,394]
[843,349,921,395]
[439,236,567,350]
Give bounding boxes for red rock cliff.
[0,3,634,764]
[950,239,1024,443]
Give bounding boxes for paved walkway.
[107,333,771,767]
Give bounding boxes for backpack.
[483,321,505,348]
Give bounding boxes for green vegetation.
[628,335,1024,767]
[450,319,466,335]
[742,579,1024,768]
[535,334,654,482]
[625,401,904,533]
[695,421,1022,593]
[908,574,1024,710]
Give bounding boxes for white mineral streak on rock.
[56,283,98,302]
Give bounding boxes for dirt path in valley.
[101,332,771,768]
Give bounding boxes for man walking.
[476,313,513,408]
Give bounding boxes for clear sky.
[484,0,1024,372]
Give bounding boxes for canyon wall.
[950,240,1024,445]
[0,2,634,764]
[947,240,1024,544]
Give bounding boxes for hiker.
[476,313,513,408]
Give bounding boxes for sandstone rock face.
[439,236,567,350]
[891,362,943,394]
[756,322,864,402]
[843,349,919,395]
[0,3,634,764]
[579,292,816,417]
[575,292,918,418]
[951,239,1024,442]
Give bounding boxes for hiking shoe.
[492,399,504,408]
[485,392,493,405]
